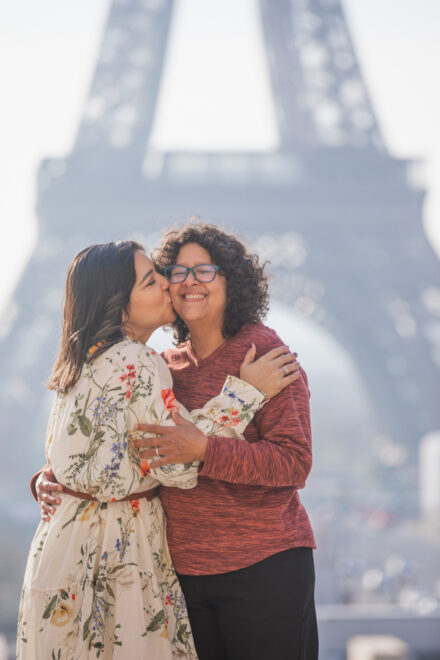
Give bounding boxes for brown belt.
[61,484,159,503]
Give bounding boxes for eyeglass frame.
[163,263,221,284]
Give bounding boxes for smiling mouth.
[182,293,207,302]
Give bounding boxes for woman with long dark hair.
[18,240,299,659]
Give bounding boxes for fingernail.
[57,499,61,504]
[293,352,298,357]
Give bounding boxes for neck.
[188,324,225,360]
[123,326,153,345]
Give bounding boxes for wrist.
[197,434,208,462]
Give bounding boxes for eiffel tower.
[1,0,439,514]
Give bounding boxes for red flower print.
[231,419,240,426]
[71,594,76,600]
[120,375,127,382]
[130,499,140,514]
[140,459,150,476]
[126,364,135,371]
[161,388,178,410]
[166,595,172,605]
[231,410,239,416]
[220,415,229,424]
[125,390,132,400]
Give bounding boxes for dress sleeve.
[198,370,313,488]
[183,374,265,437]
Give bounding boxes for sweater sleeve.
[199,370,312,487]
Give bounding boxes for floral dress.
[17,338,265,660]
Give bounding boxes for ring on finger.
[155,447,160,457]
[282,365,288,374]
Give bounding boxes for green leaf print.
[93,430,105,443]
[150,405,159,423]
[67,423,77,435]
[177,623,188,644]
[78,414,92,437]
[146,609,166,632]
[109,564,126,574]
[42,594,57,619]
[83,613,92,640]
[106,583,115,599]
[61,500,90,530]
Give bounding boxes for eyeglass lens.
[168,265,218,283]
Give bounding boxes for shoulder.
[97,340,159,371]
[233,322,286,357]
[104,340,172,390]
[103,339,150,359]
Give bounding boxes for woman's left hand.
[131,410,208,468]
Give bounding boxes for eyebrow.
[139,269,153,285]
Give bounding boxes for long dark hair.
[47,241,143,392]
[154,222,269,344]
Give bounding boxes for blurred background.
[0,0,439,658]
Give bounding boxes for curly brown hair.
[153,222,269,344]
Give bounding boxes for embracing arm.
[141,353,266,486]
[34,344,301,512]
[199,370,312,488]
[133,345,301,468]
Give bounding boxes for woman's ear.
[121,308,129,324]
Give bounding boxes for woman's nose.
[185,270,198,285]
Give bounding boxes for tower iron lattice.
[1,0,439,512]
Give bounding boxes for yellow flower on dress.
[79,501,99,521]
[50,603,73,627]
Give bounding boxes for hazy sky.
[0,0,439,313]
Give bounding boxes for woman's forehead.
[176,243,212,265]
[134,251,153,275]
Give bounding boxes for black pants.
[177,547,318,660]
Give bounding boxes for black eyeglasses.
[163,264,221,284]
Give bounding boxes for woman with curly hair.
[132,222,319,660]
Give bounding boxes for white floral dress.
[17,338,264,660]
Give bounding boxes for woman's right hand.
[36,466,63,522]
[240,344,301,399]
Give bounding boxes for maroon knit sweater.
[160,321,316,575]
